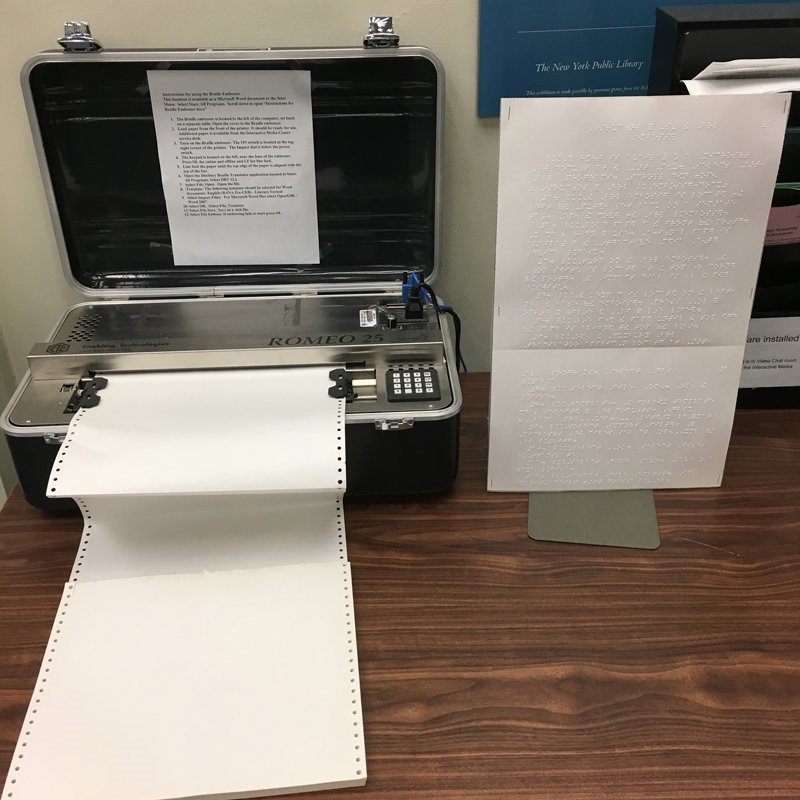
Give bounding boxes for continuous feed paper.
[6,564,364,800]
[48,368,344,497]
[2,366,365,800]
[488,94,789,492]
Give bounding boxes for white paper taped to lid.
[3,562,366,800]
[147,69,321,267]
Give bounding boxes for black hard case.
[4,45,461,509]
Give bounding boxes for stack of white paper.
[684,58,800,96]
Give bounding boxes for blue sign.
[478,1,782,116]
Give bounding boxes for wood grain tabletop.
[1,372,799,799]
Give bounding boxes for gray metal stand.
[528,489,660,549]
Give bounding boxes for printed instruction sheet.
[148,69,320,266]
[488,94,789,491]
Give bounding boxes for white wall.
[0,322,16,499]
[0,1,500,379]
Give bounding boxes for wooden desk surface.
[1,372,799,799]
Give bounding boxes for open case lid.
[22,44,443,298]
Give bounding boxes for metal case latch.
[375,418,414,431]
[58,21,102,53]
[363,16,400,48]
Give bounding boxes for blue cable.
[402,272,431,304]
[402,272,467,372]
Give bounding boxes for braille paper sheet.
[488,346,744,491]
[489,94,789,492]
[2,366,365,800]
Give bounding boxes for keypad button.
[386,368,442,402]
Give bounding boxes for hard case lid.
[22,47,443,297]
